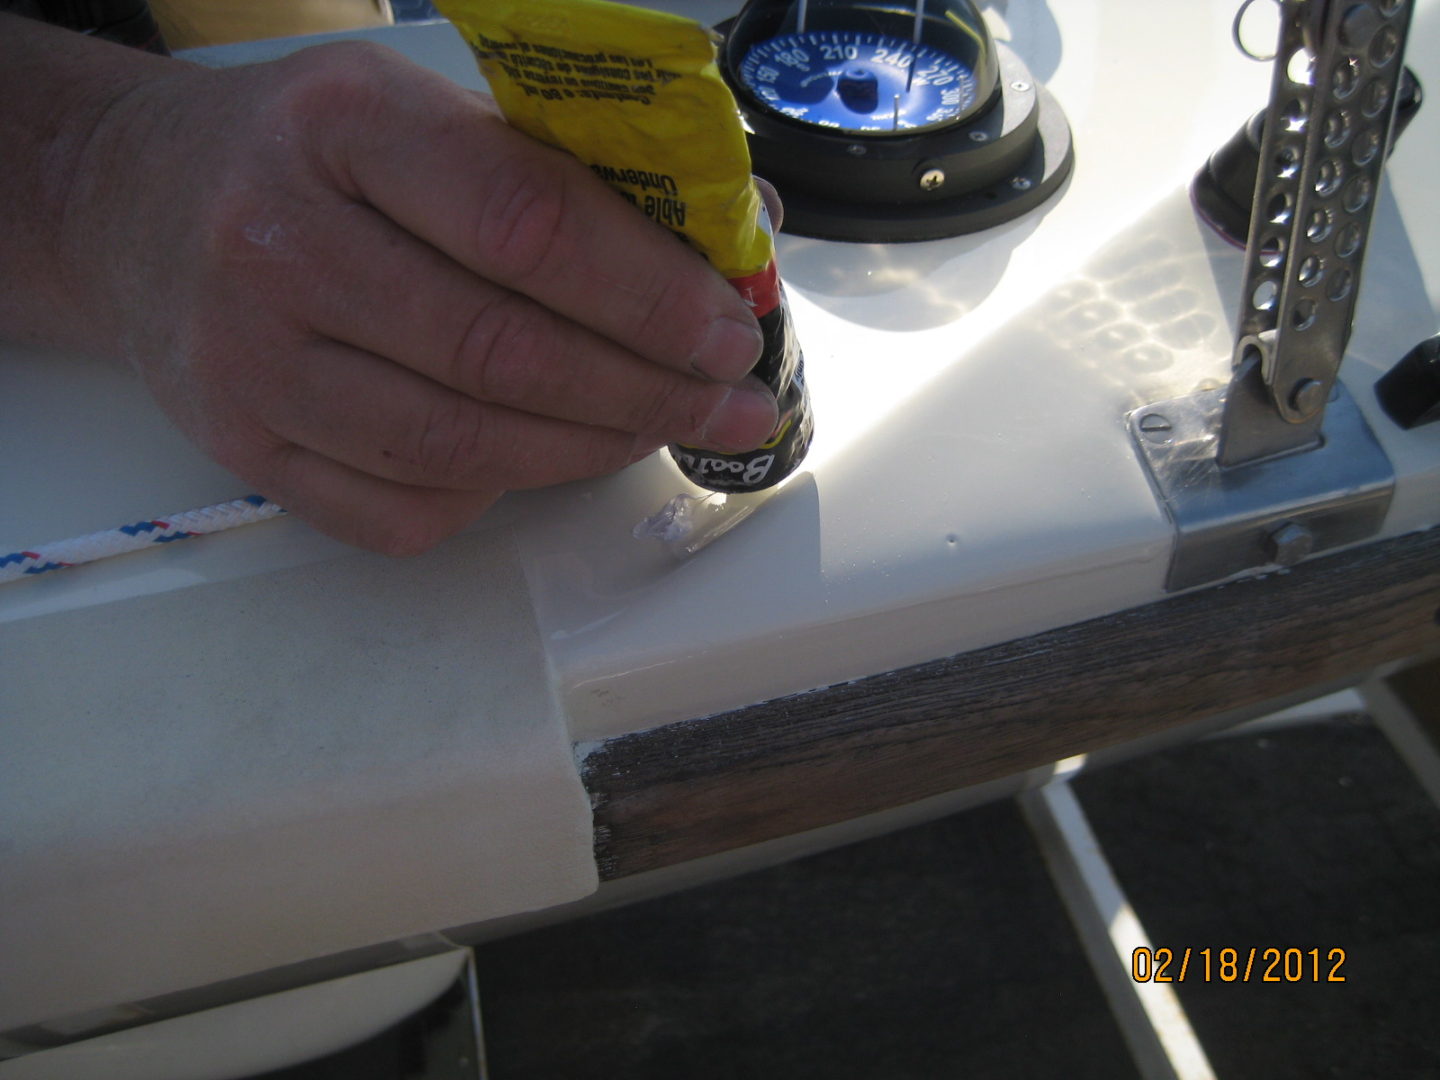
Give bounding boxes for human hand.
[1,21,778,554]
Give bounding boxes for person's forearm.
[0,13,176,348]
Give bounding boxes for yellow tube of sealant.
[436,0,812,493]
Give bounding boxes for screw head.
[846,144,866,157]
[1266,521,1315,566]
[1289,377,1327,418]
[1010,176,1034,191]
[919,168,946,191]
[968,130,990,143]
[1138,413,1173,442]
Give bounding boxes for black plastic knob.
[1375,335,1440,429]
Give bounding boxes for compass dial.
[738,30,979,134]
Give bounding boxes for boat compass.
[716,0,1073,241]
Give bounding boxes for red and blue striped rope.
[1,495,285,584]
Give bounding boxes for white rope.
[0,495,285,584]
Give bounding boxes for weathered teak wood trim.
[584,528,1440,880]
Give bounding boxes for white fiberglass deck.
[2,0,1438,1038]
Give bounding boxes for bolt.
[919,168,946,191]
[1010,176,1034,191]
[969,130,990,143]
[1289,377,1327,418]
[1011,80,1032,92]
[1266,521,1315,566]
[846,144,866,157]
[1138,413,1173,442]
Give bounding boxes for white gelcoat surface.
[2,0,1438,1036]
[0,952,468,1080]
[524,0,1440,738]
[0,20,594,1035]
[0,528,595,1033]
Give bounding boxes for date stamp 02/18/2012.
[1132,947,1348,984]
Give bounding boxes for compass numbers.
[870,47,914,68]
[738,30,978,134]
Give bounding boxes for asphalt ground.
[470,713,1440,1080]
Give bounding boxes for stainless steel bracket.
[1129,383,1393,592]
[1129,0,1410,591]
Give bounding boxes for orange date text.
[1131,946,1347,983]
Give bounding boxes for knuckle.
[277,39,399,104]
[473,153,571,283]
[266,41,405,153]
[240,437,303,495]
[624,257,725,368]
[627,376,695,438]
[453,293,551,402]
[269,52,360,128]
[631,263,714,360]
[412,397,495,487]
[627,370,730,444]
[192,408,283,484]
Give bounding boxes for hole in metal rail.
[1323,109,1353,148]
[1286,46,1315,85]
[1283,98,1308,132]
[1275,144,1302,178]
[1362,79,1391,117]
[1314,158,1344,197]
[1351,127,1382,165]
[1306,206,1334,243]
[1370,26,1400,66]
[1332,56,1363,99]
[1336,222,1364,258]
[1343,175,1373,213]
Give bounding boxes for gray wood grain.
[584,528,1440,879]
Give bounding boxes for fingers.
[308,47,765,382]
[252,443,502,557]
[252,338,775,492]
[755,176,784,232]
[295,200,777,449]
[80,42,793,559]
[256,338,624,491]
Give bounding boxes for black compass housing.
[718,0,1072,242]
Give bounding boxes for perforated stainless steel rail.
[1218,0,1415,465]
